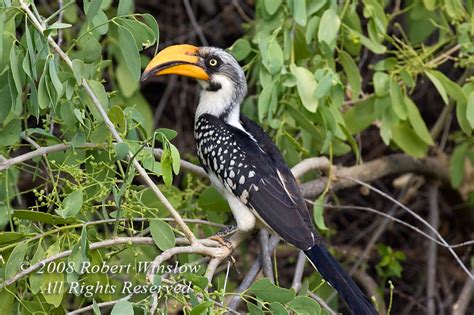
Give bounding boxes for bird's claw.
[209,235,233,250]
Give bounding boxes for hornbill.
[141,44,378,315]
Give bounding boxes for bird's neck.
[195,76,245,129]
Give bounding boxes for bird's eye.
[209,58,218,67]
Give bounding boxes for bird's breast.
[194,116,260,204]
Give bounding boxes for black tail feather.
[304,244,378,315]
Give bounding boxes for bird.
[141,44,378,315]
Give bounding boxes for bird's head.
[142,44,247,118]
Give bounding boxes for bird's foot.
[208,224,237,249]
[209,235,233,249]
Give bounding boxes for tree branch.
[300,154,449,199]
[259,229,274,282]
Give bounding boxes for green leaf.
[111,300,134,315]
[0,119,21,146]
[450,142,469,188]
[13,210,77,225]
[343,97,376,134]
[59,190,83,218]
[38,65,50,109]
[391,122,427,158]
[293,0,307,26]
[170,144,181,175]
[229,38,251,61]
[305,16,320,44]
[425,70,448,104]
[72,59,85,83]
[109,105,127,134]
[5,242,27,279]
[249,278,296,303]
[40,264,65,307]
[263,40,283,75]
[0,232,26,245]
[85,0,102,21]
[313,195,328,231]
[264,0,282,15]
[423,0,436,10]
[47,22,72,30]
[389,79,407,119]
[258,85,273,121]
[117,25,141,82]
[269,302,288,315]
[161,151,173,186]
[190,301,212,315]
[318,9,340,45]
[48,56,63,98]
[467,92,474,128]
[339,51,361,100]
[155,128,178,141]
[247,302,264,315]
[198,187,230,212]
[404,96,434,145]
[150,219,176,251]
[114,142,129,161]
[350,30,386,54]
[290,64,318,112]
[373,72,389,97]
[289,296,322,315]
[456,99,472,135]
[313,73,333,99]
[142,13,159,44]
[117,0,133,16]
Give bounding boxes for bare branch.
[291,251,306,291]
[291,157,330,179]
[259,229,274,282]
[301,154,449,199]
[452,269,473,315]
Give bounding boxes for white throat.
[196,74,243,130]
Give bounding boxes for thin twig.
[344,177,473,280]
[182,0,208,46]
[314,203,474,249]
[427,183,440,315]
[19,0,197,244]
[308,292,338,315]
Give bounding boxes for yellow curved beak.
[141,44,209,81]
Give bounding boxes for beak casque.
[141,44,209,81]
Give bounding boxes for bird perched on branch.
[142,44,378,315]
